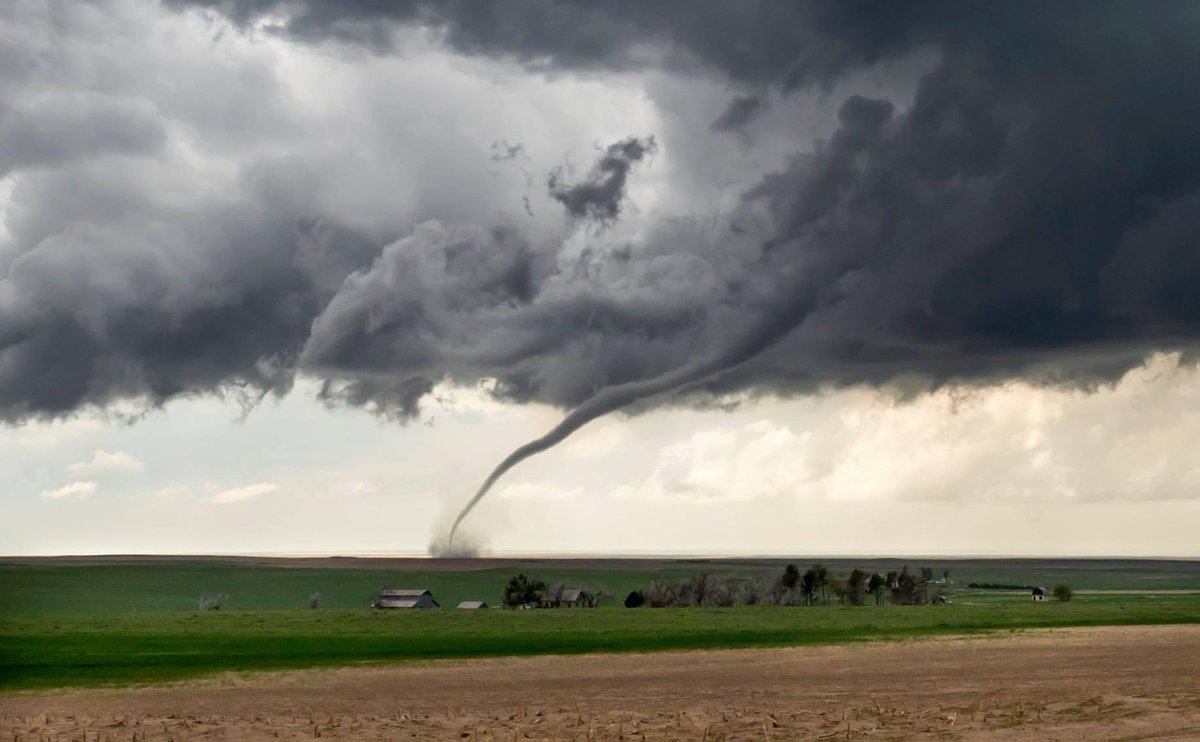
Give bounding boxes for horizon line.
[3,550,1198,561]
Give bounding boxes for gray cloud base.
[3,0,1200,428]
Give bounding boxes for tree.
[782,563,800,592]
[923,567,935,603]
[624,590,645,608]
[801,567,818,606]
[737,578,772,605]
[813,563,830,605]
[846,569,867,606]
[1053,583,1074,602]
[829,577,849,605]
[868,573,886,606]
[894,566,916,604]
[503,574,546,608]
[679,572,716,606]
[643,579,678,607]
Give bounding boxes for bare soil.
[3,625,1199,740]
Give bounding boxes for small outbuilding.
[541,587,595,608]
[1031,586,1050,602]
[372,588,439,609]
[457,601,489,609]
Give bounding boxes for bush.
[624,590,645,608]
[1053,583,1074,602]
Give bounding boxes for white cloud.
[562,418,631,459]
[323,480,376,498]
[67,449,145,475]
[147,484,192,498]
[212,482,278,504]
[41,481,98,500]
[619,420,809,501]
[9,417,103,448]
[616,354,1200,506]
[497,481,584,500]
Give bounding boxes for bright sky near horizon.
[4,354,1199,556]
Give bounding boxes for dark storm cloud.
[548,137,655,224]
[711,95,766,132]
[289,0,1200,411]
[168,0,936,87]
[5,0,1200,428]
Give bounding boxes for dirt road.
[3,625,1199,740]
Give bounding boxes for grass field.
[3,556,1198,613]
[1,557,1198,691]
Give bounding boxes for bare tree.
[308,591,320,610]
[197,593,228,611]
[829,577,849,606]
[643,579,678,607]
[708,582,736,607]
[680,572,716,606]
[735,578,770,605]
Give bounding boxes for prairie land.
[3,625,1198,740]
[1,556,1198,690]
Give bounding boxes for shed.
[457,601,489,609]
[1031,586,1049,602]
[541,587,594,608]
[373,588,439,609]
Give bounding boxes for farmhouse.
[540,587,594,608]
[457,601,489,609]
[1031,586,1050,602]
[372,588,439,609]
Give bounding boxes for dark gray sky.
[1,1,1198,555]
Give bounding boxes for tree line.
[502,565,1073,609]
[626,564,952,608]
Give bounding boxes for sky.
[2,1,1199,556]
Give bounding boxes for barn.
[457,601,489,609]
[1031,586,1050,602]
[372,588,439,609]
[541,587,594,608]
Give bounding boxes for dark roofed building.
[373,588,439,609]
[540,587,595,608]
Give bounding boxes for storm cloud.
[548,136,655,224]
[3,0,1200,430]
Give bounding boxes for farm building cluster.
[371,587,596,610]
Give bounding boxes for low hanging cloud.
[66,450,145,475]
[212,482,278,504]
[40,481,98,500]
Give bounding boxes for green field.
[1,557,1198,691]
[4,557,1198,613]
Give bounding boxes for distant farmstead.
[1031,586,1050,602]
[457,601,489,609]
[372,588,439,609]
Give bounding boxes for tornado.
[446,289,816,548]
